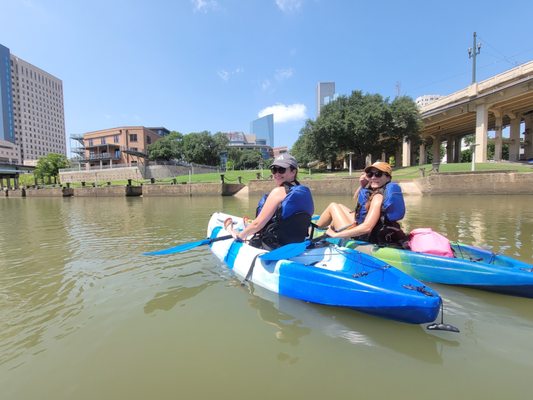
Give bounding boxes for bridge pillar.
[432,137,441,164]
[524,114,533,159]
[446,136,454,164]
[419,142,426,165]
[454,137,462,162]
[493,112,503,161]
[402,139,411,167]
[475,103,488,162]
[509,116,521,161]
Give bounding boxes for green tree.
[35,153,69,184]
[236,150,263,169]
[291,120,316,167]
[380,96,422,156]
[148,131,183,161]
[183,131,225,166]
[292,91,421,169]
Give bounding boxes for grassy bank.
[168,162,533,184]
[24,161,533,188]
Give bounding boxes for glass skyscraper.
[316,82,335,117]
[250,114,274,147]
[0,43,15,143]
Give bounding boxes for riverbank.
[3,170,533,198]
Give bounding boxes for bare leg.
[316,202,354,231]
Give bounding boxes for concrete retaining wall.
[248,178,361,196]
[72,186,141,197]
[60,167,143,184]
[414,171,533,195]
[25,187,71,197]
[142,183,223,196]
[4,172,533,198]
[142,165,220,179]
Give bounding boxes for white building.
[0,44,66,166]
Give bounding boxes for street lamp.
[347,152,354,176]
[470,143,479,171]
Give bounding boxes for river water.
[1,194,532,400]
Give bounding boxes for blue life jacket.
[354,182,407,246]
[355,182,405,224]
[252,182,314,249]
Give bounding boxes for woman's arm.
[326,193,384,238]
[230,186,286,240]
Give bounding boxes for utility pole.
[468,32,482,84]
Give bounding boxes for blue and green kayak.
[337,239,533,298]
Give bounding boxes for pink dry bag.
[408,228,454,258]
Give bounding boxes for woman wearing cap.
[315,161,407,246]
[226,153,314,250]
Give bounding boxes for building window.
[88,139,94,146]
[101,137,106,144]
[146,136,152,145]
[129,134,138,142]
[113,135,119,143]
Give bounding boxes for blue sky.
[2,0,533,150]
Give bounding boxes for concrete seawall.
[2,172,533,198]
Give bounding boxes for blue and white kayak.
[207,212,441,325]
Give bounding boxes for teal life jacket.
[252,181,314,249]
[354,182,407,246]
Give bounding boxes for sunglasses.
[366,170,387,178]
[270,166,287,174]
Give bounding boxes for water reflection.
[144,272,215,313]
[2,194,533,399]
[240,283,457,364]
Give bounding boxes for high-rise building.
[316,81,335,117]
[0,44,19,164]
[250,114,274,147]
[0,43,66,166]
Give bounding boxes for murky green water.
[1,194,533,400]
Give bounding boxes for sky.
[2,0,533,151]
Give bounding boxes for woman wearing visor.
[226,153,314,250]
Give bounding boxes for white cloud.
[192,0,219,13]
[275,68,294,81]
[258,103,307,123]
[217,67,244,82]
[275,0,303,13]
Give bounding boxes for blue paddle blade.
[143,234,234,256]
[259,240,310,261]
[143,239,211,256]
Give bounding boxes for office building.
[0,44,19,163]
[223,131,272,160]
[316,81,335,117]
[0,43,66,166]
[250,114,274,147]
[73,126,163,168]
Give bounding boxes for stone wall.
[142,183,223,196]
[248,178,359,196]
[414,171,533,195]
[142,165,220,179]
[72,186,141,197]
[60,167,143,184]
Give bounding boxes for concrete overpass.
[402,60,533,165]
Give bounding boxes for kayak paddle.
[143,234,233,256]
[259,234,328,261]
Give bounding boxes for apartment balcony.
[79,152,122,162]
